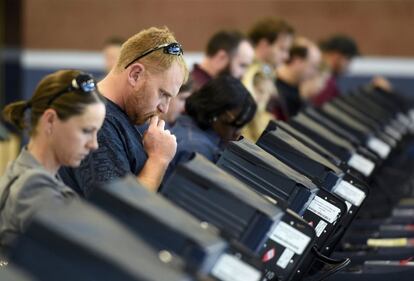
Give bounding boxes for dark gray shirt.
[0,148,76,247]
[163,115,222,182]
[59,98,148,197]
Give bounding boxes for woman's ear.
[41,108,59,135]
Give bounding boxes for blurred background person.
[102,37,124,74]
[248,17,295,71]
[242,65,277,142]
[161,78,193,126]
[246,17,295,119]
[274,37,322,120]
[312,34,393,107]
[311,34,359,106]
[191,30,254,90]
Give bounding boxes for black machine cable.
[308,246,351,281]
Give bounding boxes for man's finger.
[157,119,165,130]
[149,115,158,127]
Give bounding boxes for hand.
[371,76,393,92]
[142,116,177,164]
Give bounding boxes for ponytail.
[2,100,30,130]
[2,70,104,135]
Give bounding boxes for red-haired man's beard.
[128,110,159,125]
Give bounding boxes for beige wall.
[23,0,414,56]
[0,135,20,176]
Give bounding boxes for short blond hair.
[116,26,188,81]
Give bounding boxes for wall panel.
[21,0,414,56]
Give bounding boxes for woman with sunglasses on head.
[0,70,106,248]
[164,75,257,180]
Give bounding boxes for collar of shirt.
[104,97,130,119]
[13,147,73,194]
[16,147,47,171]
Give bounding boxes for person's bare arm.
[138,116,177,191]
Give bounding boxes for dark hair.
[286,45,308,64]
[319,34,359,58]
[179,76,193,94]
[206,30,246,57]
[2,70,105,135]
[186,75,257,129]
[248,17,295,46]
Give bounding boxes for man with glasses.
[164,75,257,181]
[60,27,188,196]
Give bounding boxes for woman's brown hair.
[2,70,105,135]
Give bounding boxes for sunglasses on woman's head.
[47,73,98,106]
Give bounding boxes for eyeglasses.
[47,73,98,106]
[124,42,183,69]
[223,96,257,128]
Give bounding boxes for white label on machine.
[347,153,375,176]
[211,254,262,281]
[269,221,311,255]
[367,137,391,159]
[408,110,414,131]
[307,196,341,224]
[385,125,401,140]
[397,113,411,127]
[333,180,366,207]
[276,248,295,269]
[314,220,328,237]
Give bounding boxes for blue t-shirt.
[59,98,147,197]
[164,115,222,181]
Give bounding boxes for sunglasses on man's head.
[47,73,98,106]
[124,42,183,69]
